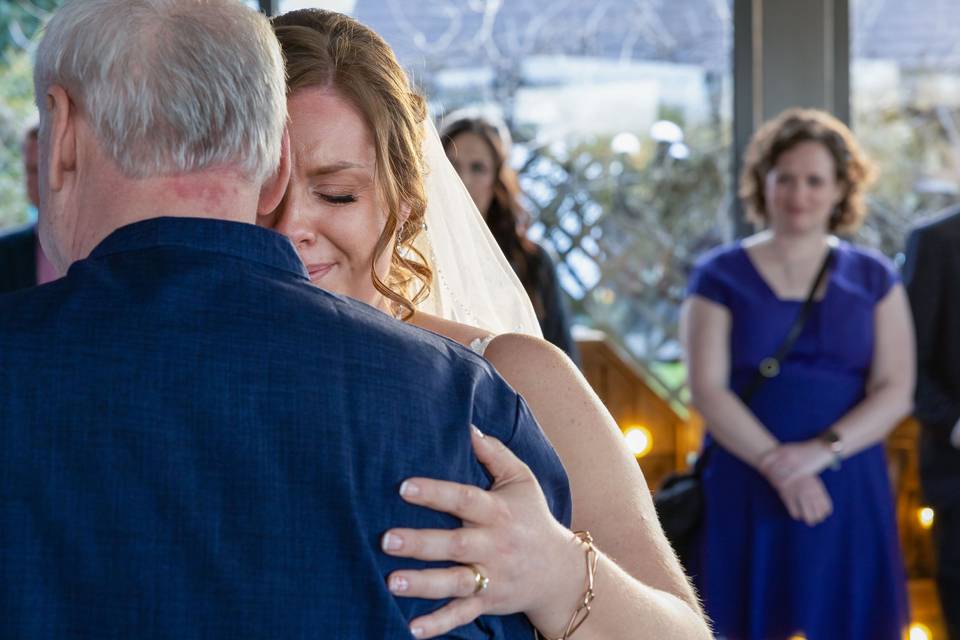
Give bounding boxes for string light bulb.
[622,425,653,458]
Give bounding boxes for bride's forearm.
[529,551,712,640]
[483,333,706,622]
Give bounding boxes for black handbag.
[654,247,834,571]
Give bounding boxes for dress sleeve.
[867,249,901,303]
[686,255,732,308]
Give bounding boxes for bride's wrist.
[528,530,598,639]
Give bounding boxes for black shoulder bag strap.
[695,246,835,473]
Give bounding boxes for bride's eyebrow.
[308,161,368,177]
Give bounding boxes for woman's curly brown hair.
[272,9,432,319]
[739,108,877,234]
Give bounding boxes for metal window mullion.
[258,0,279,16]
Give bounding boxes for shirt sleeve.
[504,394,573,527]
[686,256,732,308]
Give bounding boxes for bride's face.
[260,87,394,306]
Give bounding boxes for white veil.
[411,118,543,338]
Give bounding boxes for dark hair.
[440,116,547,319]
[272,9,431,319]
[739,107,876,234]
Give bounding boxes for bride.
[264,9,710,640]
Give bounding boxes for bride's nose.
[273,195,317,248]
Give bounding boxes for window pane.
[359,0,733,405]
[0,1,59,231]
[277,0,357,14]
[851,0,960,258]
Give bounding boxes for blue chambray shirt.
[0,216,571,639]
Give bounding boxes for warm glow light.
[909,622,932,640]
[918,507,935,530]
[788,634,806,640]
[623,426,653,458]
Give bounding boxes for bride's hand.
[381,426,584,639]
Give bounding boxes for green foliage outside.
[1,0,58,229]
[853,98,960,257]
[0,0,59,62]
[0,47,38,229]
[515,118,730,406]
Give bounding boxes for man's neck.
[66,168,262,268]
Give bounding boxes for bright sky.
[280,0,357,14]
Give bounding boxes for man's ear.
[45,85,77,193]
[258,127,291,215]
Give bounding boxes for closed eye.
[318,193,358,205]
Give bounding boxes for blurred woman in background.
[441,115,580,363]
[682,108,914,639]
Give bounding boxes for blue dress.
[688,240,908,640]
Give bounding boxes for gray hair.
[34,0,286,182]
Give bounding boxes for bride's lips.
[307,262,336,280]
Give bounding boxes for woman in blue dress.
[682,108,915,639]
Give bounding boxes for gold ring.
[468,564,490,595]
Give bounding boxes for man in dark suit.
[0,125,58,292]
[0,1,569,638]
[903,206,960,638]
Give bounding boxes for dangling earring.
[395,220,407,258]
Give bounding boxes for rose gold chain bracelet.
[534,530,599,640]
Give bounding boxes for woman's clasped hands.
[759,439,836,527]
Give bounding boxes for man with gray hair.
[0,1,570,637]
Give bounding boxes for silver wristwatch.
[819,429,844,471]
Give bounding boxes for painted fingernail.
[410,626,425,638]
[389,576,409,593]
[472,424,486,438]
[382,532,403,551]
[399,481,420,497]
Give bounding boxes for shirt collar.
[87,216,308,279]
